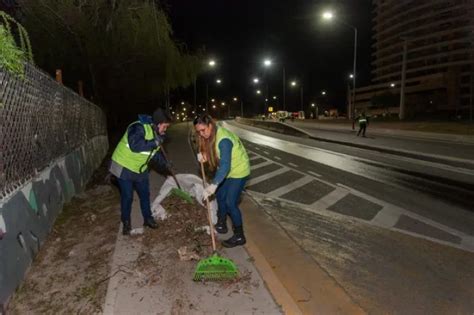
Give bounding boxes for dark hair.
[193,114,213,126]
[193,114,219,171]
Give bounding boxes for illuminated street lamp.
[209,59,216,67]
[321,91,326,96]
[390,83,396,88]
[216,79,222,84]
[212,105,216,109]
[263,58,272,67]
[349,74,354,79]
[273,96,277,100]
[181,101,185,105]
[233,97,238,101]
[256,90,262,95]
[253,77,260,84]
[322,10,358,122]
[290,81,304,111]
[322,11,334,20]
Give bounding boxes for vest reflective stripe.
[215,127,250,179]
[125,144,154,155]
[111,121,159,173]
[359,118,367,123]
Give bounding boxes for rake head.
[193,253,238,281]
[169,187,194,204]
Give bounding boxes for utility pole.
[241,99,244,117]
[193,78,197,114]
[205,83,209,113]
[283,67,286,110]
[300,87,304,111]
[399,38,408,120]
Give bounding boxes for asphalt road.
[223,120,474,314]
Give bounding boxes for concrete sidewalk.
[103,123,283,314]
[103,122,366,314]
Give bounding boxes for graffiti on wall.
[0,135,108,303]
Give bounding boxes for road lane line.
[247,168,289,186]
[249,155,263,161]
[310,187,350,209]
[274,156,282,161]
[267,176,314,198]
[263,151,270,155]
[250,160,273,171]
[308,171,322,177]
[371,205,401,228]
[288,162,298,168]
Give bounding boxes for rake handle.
[200,160,217,252]
[160,144,182,189]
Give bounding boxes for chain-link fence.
[0,64,107,200]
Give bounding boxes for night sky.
[167,0,373,115]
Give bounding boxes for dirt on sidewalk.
[8,174,259,314]
[8,173,120,314]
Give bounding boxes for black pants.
[357,123,367,136]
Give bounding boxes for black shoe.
[122,221,131,235]
[222,226,246,248]
[215,216,228,234]
[143,217,158,229]
[222,234,246,248]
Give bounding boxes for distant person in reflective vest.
[109,108,172,235]
[356,112,369,137]
[194,114,251,248]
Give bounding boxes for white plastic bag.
[151,174,218,224]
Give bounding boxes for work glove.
[155,134,164,147]
[197,152,207,163]
[202,184,217,200]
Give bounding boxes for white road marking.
[308,171,322,178]
[288,162,298,168]
[250,160,273,171]
[310,187,350,209]
[229,123,474,252]
[263,151,270,155]
[267,176,314,198]
[249,155,262,161]
[274,156,282,161]
[247,167,289,186]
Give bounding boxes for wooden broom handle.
[200,160,217,251]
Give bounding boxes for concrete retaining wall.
[0,135,108,305]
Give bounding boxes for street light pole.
[205,83,209,112]
[352,27,357,121]
[322,11,357,122]
[300,87,304,111]
[283,67,286,110]
[399,38,408,120]
[241,99,244,117]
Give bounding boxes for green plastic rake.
[193,160,239,281]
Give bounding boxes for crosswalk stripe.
[250,160,273,171]
[247,167,289,186]
[267,176,314,198]
[308,170,322,177]
[310,187,349,209]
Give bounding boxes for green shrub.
[0,24,25,77]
